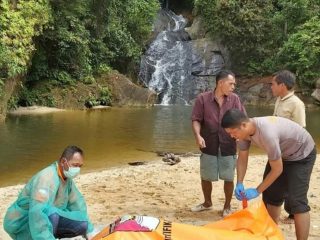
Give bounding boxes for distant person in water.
[191,70,246,217]
[221,109,316,240]
[271,70,306,221]
[3,146,95,240]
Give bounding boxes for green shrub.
[98,86,112,106]
[277,17,320,87]
[195,0,274,73]
[7,95,19,110]
[84,86,112,108]
[0,0,50,78]
[18,86,56,107]
[84,93,99,108]
[195,0,320,90]
[96,64,112,75]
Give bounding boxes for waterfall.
[139,9,225,105]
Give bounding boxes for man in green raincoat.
[3,145,94,239]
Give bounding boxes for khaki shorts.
[200,153,236,182]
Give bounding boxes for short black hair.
[60,145,83,160]
[216,69,235,84]
[272,70,296,90]
[221,109,249,128]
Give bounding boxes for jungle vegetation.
[0,0,319,110]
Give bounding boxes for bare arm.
[257,159,283,193]
[237,150,249,183]
[192,120,206,148]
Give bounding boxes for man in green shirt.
[4,146,94,240]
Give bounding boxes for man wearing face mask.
[4,145,95,240]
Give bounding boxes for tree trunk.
[0,76,22,121]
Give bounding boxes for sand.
[8,106,65,115]
[0,154,319,240]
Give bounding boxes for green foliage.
[98,0,160,71]
[0,0,50,78]
[84,93,99,108]
[277,17,320,87]
[18,86,55,107]
[84,85,112,108]
[51,70,74,85]
[195,0,320,89]
[98,86,112,106]
[96,64,112,75]
[7,95,19,110]
[27,0,93,85]
[2,0,319,107]
[0,0,159,112]
[270,0,317,51]
[27,0,159,85]
[195,0,274,72]
[82,75,95,85]
[126,0,160,45]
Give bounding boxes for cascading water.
[139,9,225,105]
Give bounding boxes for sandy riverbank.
[8,105,111,116]
[8,106,65,115]
[0,155,319,239]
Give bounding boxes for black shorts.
[262,147,317,214]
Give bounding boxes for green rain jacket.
[3,162,94,240]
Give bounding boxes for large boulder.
[237,76,274,106]
[185,16,206,40]
[101,73,157,106]
[20,72,157,110]
[311,79,320,104]
[311,89,320,103]
[187,14,230,75]
[191,38,230,76]
[316,78,320,88]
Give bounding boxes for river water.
[0,106,319,187]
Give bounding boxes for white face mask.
[63,160,80,179]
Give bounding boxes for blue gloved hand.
[234,183,245,200]
[244,188,260,200]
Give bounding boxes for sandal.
[191,204,212,212]
[222,208,232,217]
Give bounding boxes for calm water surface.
[0,106,319,187]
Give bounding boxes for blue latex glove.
[234,183,245,200]
[244,188,260,200]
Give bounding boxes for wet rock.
[128,161,146,166]
[311,91,320,103]
[185,16,206,40]
[162,152,181,165]
[103,73,157,106]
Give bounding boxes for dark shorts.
[262,147,317,214]
[49,213,88,238]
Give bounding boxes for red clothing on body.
[191,91,246,156]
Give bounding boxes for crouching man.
[4,146,95,239]
[221,109,316,240]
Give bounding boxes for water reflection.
[0,105,319,187]
[151,106,194,152]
